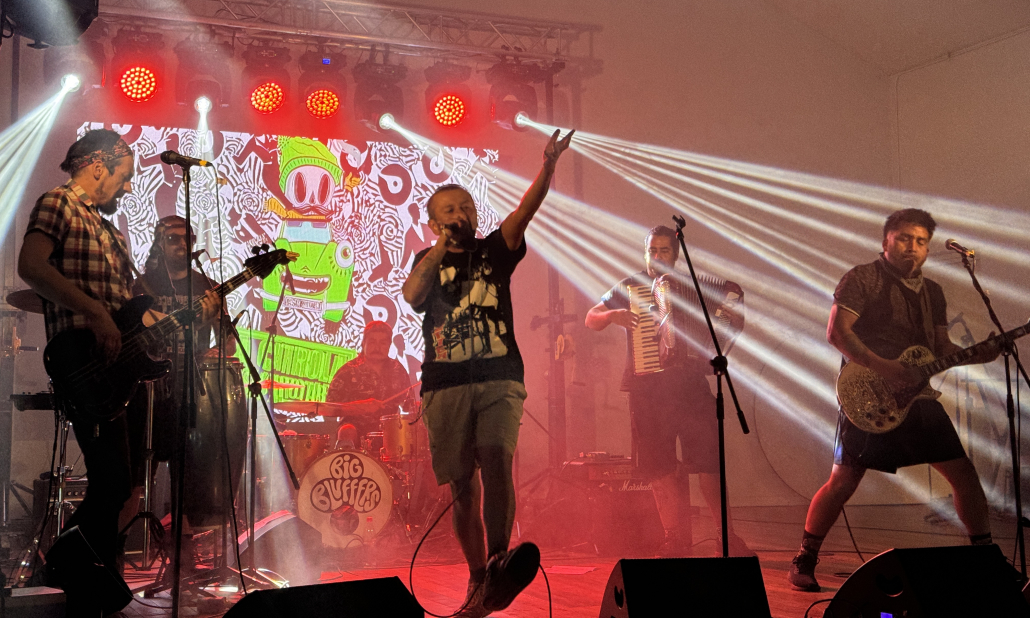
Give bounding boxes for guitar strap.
[917,283,937,355]
[98,215,166,324]
[96,216,134,288]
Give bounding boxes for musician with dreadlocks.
[121,215,229,530]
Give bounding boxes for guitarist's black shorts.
[834,399,966,473]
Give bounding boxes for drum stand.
[12,393,76,585]
[122,382,166,571]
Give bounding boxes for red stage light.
[251,82,285,113]
[306,89,340,119]
[119,66,157,102]
[433,94,466,127]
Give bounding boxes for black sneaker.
[482,542,540,612]
[787,550,821,592]
[455,579,490,618]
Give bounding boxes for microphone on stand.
[160,150,213,168]
[191,249,207,269]
[230,309,247,328]
[945,238,975,258]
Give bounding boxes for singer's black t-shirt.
[412,228,527,393]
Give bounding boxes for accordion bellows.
[634,274,744,375]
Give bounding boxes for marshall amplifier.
[563,453,634,483]
[556,453,664,556]
[32,476,88,522]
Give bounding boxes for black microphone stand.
[223,308,299,580]
[170,165,196,618]
[247,267,301,572]
[671,215,749,558]
[959,252,1030,578]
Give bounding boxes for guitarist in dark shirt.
[787,208,1001,592]
[18,130,141,608]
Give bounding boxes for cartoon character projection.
[260,137,357,334]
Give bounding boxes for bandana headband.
[67,138,133,172]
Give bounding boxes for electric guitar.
[837,319,1029,433]
[43,248,295,422]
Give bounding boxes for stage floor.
[114,504,1019,618]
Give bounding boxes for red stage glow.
[119,66,157,102]
[306,89,340,119]
[251,82,285,113]
[433,94,466,127]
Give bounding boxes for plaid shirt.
[25,181,134,341]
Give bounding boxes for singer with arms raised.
[788,208,1000,592]
[402,128,573,617]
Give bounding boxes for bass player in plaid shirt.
[18,129,140,611]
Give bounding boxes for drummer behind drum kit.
[274,387,438,553]
[6,287,441,578]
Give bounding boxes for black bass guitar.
[43,248,295,422]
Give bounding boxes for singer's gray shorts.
[421,380,527,485]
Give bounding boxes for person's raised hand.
[544,128,575,168]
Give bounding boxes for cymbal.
[5,289,43,314]
[275,399,382,418]
[259,380,303,390]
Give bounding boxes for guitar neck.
[147,267,255,340]
[919,321,1030,378]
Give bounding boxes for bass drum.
[184,357,249,528]
[298,450,393,550]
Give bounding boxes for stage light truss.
[96,0,601,72]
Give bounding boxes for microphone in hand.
[444,221,477,251]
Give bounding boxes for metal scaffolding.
[96,0,602,73]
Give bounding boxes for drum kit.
[271,387,437,552]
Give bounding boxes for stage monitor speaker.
[598,556,772,617]
[223,576,423,617]
[827,544,1030,618]
[45,526,132,615]
[236,510,324,586]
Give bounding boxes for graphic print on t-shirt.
[431,261,509,363]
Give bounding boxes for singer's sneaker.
[482,542,540,612]
[455,579,490,618]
